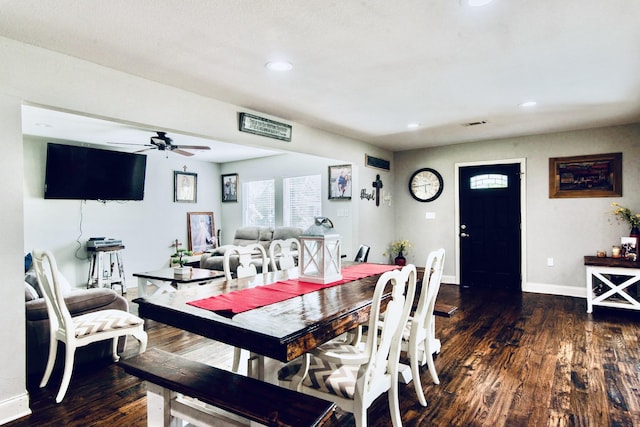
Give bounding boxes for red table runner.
[187,263,398,314]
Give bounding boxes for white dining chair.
[279,264,417,427]
[32,249,147,403]
[222,243,269,281]
[268,238,299,271]
[394,248,445,407]
[223,244,269,373]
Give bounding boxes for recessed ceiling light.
[407,122,420,129]
[463,0,494,6]
[265,61,293,72]
[519,101,537,108]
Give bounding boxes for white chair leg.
[388,379,402,427]
[231,348,243,372]
[55,346,77,403]
[424,337,440,385]
[40,337,58,388]
[134,329,148,353]
[409,343,428,407]
[354,404,367,427]
[112,337,120,362]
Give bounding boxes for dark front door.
[459,163,521,290]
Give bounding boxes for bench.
[119,348,340,427]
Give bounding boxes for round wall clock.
[408,168,443,202]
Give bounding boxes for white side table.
[87,245,126,295]
[585,256,640,313]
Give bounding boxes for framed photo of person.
[329,164,352,200]
[174,171,197,203]
[222,173,238,202]
[187,212,215,254]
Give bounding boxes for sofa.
[200,226,303,274]
[24,267,129,379]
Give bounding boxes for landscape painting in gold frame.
[549,152,622,198]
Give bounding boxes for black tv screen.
[44,143,147,201]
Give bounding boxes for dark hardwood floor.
[8,284,640,427]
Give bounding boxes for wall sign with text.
[238,112,292,141]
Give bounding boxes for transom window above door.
[470,174,508,189]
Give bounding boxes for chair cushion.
[73,309,143,338]
[303,354,359,399]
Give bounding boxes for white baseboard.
[0,392,31,425]
[523,282,586,298]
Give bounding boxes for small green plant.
[172,248,194,267]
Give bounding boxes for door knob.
[460,232,470,238]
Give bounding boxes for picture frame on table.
[548,152,622,199]
[328,164,352,200]
[174,171,197,203]
[187,212,215,254]
[621,236,638,261]
[222,173,238,202]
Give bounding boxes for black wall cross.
[372,174,383,207]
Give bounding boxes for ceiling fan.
[111,131,211,157]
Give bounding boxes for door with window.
[459,163,521,290]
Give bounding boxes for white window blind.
[242,179,275,227]
[283,175,321,230]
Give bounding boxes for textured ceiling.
[3,0,640,154]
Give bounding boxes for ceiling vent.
[462,120,488,127]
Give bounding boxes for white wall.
[394,124,640,294]
[0,36,394,423]
[219,152,361,258]
[23,136,221,287]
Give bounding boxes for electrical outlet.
[547,257,554,267]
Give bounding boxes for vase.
[394,250,406,266]
[630,226,640,239]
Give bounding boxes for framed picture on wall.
[549,152,622,198]
[329,164,352,200]
[174,171,197,203]
[222,173,238,202]
[187,212,215,253]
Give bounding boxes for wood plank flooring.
[7,284,640,426]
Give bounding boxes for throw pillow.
[24,270,42,297]
[24,252,33,272]
[24,281,39,301]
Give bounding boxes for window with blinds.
[242,179,275,227]
[283,175,321,230]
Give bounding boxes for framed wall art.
[187,212,215,253]
[329,164,352,200]
[549,152,622,199]
[174,171,197,203]
[222,173,238,202]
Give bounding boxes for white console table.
[585,256,640,313]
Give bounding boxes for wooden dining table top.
[134,265,456,363]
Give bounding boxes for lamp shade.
[299,217,342,284]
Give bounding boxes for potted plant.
[385,240,411,266]
[172,248,194,275]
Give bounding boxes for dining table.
[133,263,455,382]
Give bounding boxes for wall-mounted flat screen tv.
[44,143,147,201]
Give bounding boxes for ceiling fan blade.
[172,148,195,157]
[108,142,154,147]
[174,144,211,150]
[134,147,156,154]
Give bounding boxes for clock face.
[409,168,443,202]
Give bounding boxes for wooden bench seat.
[119,348,340,427]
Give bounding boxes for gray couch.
[24,270,129,378]
[200,226,302,274]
